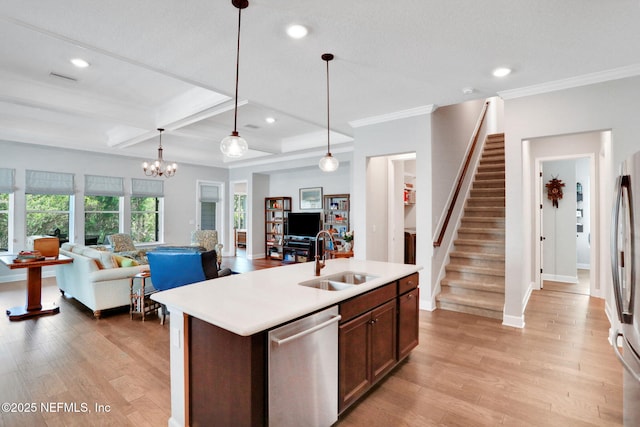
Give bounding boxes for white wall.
[431,99,487,230]
[0,140,228,281]
[268,164,351,213]
[504,75,640,327]
[352,113,432,310]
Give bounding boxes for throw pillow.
[200,249,219,280]
[120,258,137,267]
[113,254,139,267]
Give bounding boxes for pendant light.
[142,128,177,178]
[319,53,339,172]
[220,0,249,158]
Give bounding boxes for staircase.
[436,133,505,320]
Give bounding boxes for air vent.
[49,72,78,82]
[244,124,259,129]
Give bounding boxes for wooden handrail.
[433,101,490,248]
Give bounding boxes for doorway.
[540,157,591,295]
[532,130,608,298]
[232,181,248,258]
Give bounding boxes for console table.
[0,254,73,321]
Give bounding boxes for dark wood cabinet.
[370,301,397,382]
[338,273,419,414]
[339,311,371,408]
[398,287,419,360]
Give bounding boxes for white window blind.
[200,184,220,202]
[85,175,125,197]
[131,178,164,197]
[0,168,15,193]
[26,170,75,195]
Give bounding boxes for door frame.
[534,153,597,296]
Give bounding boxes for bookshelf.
[265,197,291,260]
[323,194,350,244]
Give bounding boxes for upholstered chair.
[190,230,223,267]
[106,233,148,264]
[106,233,136,252]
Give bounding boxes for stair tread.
[437,287,504,310]
[450,251,505,260]
[440,278,505,293]
[445,264,505,276]
[455,238,504,246]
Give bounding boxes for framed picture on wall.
[299,187,323,210]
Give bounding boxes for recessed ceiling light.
[265,117,277,124]
[70,58,90,68]
[462,87,474,95]
[492,67,511,77]
[286,24,308,39]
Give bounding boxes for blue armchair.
[147,249,231,324]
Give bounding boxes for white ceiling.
[2,1,640,169]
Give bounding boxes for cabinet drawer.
[398,273,419,295]
[340,282,396,323]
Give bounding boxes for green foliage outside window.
[84,195,120,244]
[0,193,8,250]
[26,194,71,237]
[234,193,247,230]
[131,196,159,243]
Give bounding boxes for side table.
[130,272,161,322]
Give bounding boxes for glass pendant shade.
[220,131,248,157]
[319,153,339,172]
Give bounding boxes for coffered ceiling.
[2,1,640,169]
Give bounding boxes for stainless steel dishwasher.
[268,305,341,427]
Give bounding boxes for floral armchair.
[105,233,149,264]
[190,230,223,267]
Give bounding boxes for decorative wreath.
[546,176,565,208]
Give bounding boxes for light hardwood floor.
[0,265,622,426]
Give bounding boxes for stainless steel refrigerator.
[611,150,640,425]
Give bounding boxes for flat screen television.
[287,212,322,238]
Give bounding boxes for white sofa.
[56,243,150,318]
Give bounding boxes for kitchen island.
[152,258,421,427]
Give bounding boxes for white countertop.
[151,258,422,336]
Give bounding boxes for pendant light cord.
[233,5,242,134]
[326,57,331,154]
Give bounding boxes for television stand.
[283,237,316,263]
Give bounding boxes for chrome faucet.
[314,230,336,276]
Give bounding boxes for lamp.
[319,53,339,172]
[220,0,249,158]
[142,128,177,178]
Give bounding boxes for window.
[84,175,124,245]
[25,170,74,241]
[0,193,9,251]
[198,182,222,231]
[234,193,247,229]
[0,168,13,252]
[131,178,163,243]
[26,194,72,238]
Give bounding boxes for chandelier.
[220,0,249,158]
[142,128,177,178]
[318,53,339,172]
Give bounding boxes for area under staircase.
[436,133,505,320]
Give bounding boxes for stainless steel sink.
[324,272,378,284]
[298,271,378,291]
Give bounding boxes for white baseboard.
[503,314,525,328]
[246,252,265,260]
[541,273,578,284]
[0,270,56,283]
[420,298,436,311]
